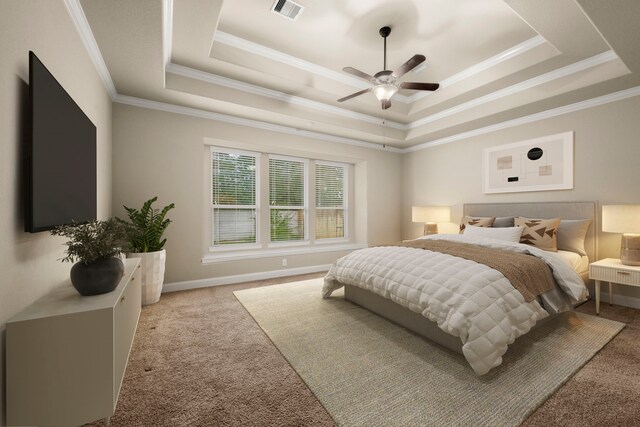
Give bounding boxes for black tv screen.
[27,51,97,232]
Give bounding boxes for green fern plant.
[119,197,175,253]
[51,219,127,264]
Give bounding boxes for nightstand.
[589,258,640,315]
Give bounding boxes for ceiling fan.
[338,26,440,110]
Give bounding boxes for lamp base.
[424,223,438,235]
[620,234,640,266]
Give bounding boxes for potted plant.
[51,219,127,296]
[119,196,175,305]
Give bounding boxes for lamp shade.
[602,205,640,234]
[412,206,451,224]
[372,84,399,102]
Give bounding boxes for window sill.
[314,237,350,245]
[202,242,366,264]
[267,240,310,249]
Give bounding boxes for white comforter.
[322,234,588,375]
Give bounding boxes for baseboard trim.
[599,292,640,310]
[162,264,332,293]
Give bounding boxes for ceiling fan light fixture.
[372,84,398,102]
[337,26,439,109]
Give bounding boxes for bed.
[322,202,596,375]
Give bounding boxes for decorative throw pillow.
[557,219,592,256]
[463,225,523,243]
[459,216,495,233]
[492,217,515,228]
[515,217,561,252]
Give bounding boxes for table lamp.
[602,205,640,266]
[412,206,451,235]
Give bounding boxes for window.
[211,148,259,246]
[269,156,307,242]
[315,162,346,239]
[207,146,354,258]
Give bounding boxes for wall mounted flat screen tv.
[27,51,97,232]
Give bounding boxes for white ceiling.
[79,0,640,149]
[215,0,535,81]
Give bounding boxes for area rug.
[234,279,624,427]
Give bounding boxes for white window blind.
[315,163,346,239]
[269,157,306,242]
[211,148,258,246]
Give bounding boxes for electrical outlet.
[282,258,287,267]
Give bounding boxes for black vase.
[70,258,125,296]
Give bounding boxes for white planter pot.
[128,249,166,305]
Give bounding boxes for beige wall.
[0,2,113,424]
[402,95,640,301]
[1,6,636,424]
[112,103,402,284]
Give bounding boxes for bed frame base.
[344,284,464,354]
[344,284,554,356]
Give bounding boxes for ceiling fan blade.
[399,82,440,91]
[381,99,392,110]
[337,88,370,103]
[392,54,426,78]
[343,67,377,84]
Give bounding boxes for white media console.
[6,258,141,426]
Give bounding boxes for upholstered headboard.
[463,202,597,262]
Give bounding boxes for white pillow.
[463,225,523,243]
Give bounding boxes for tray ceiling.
[79,0,640,150]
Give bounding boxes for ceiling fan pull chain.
[382,109,386,148]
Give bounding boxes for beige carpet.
[86,273,335,427]
[235,279,625,427]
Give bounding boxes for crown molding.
[408,50,619,129]
[114,85,640,155]
[213,31,412,104]
[69,0,640,157]
[166,63,407,130]
[63,0,117,99]
[63,0,404,154]
[162,0,173,68]
[404,85,640,152]
[113,94,403,153]
[165,51,619,134]
[404,35,548,103]
[214,31,549,106]
[164,0,620,134]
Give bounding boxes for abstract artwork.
[483,131,574,194]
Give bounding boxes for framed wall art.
[483,131,574,194]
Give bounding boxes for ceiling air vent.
[271,0,304,21]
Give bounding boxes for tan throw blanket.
[399,239,555,302]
